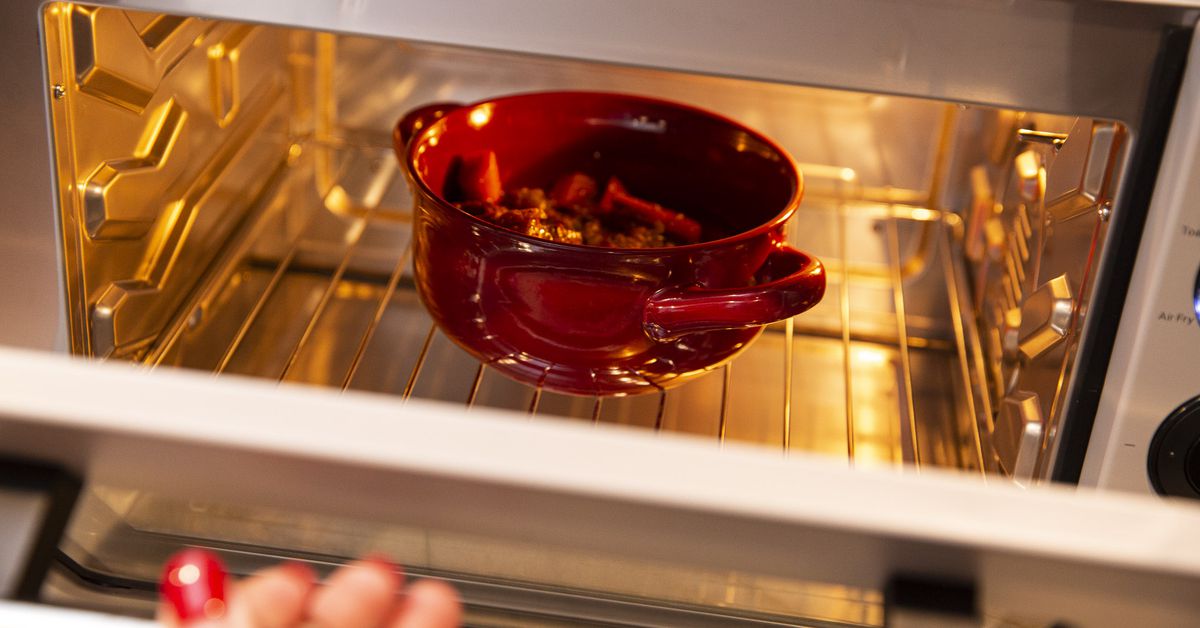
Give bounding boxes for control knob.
[1149,396,1200,499]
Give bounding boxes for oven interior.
[38,4,1128,625]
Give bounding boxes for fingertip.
[395,579,462,628]
[276,560,316,583]
[154,601,180,628]
[348,556,404,593]
[360,554,403,579]
[308,558,403,628]
[228,562,316,627]
[410,578,458,602]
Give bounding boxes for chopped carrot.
[599,177,701,244]
[597,177,626,216]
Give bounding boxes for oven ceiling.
[74,0,1193,122]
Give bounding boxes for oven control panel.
[1082,190,1200,496]
[1083,199,1200,496]
[1147,263,1200,498]
[1081,35,1200,496]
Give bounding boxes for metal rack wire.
[146,144,993,475]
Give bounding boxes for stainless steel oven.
[3,0,1200,625]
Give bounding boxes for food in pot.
[452,150,701,248]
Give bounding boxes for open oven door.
[0,346,1198,627]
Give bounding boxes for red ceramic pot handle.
[394,101,464,148]
[643,245,826,342]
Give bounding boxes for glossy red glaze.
[396,91,824,395]
[159,549,227,623]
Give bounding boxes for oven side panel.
[0,0,69,351]
[39,5,292,359]
[1082,29,1200,495]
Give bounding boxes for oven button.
[1148,396,1200,499]
[1195,265,1200,326]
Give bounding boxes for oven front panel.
[2,0,1200,624]
[0,347,1199,626]
[0,1,71,352]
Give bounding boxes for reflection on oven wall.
[42,4,1124,485]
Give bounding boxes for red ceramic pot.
[394,92,824,396]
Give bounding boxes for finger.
[225,562,315,628]
[155,602,222,628]
[308,558,402,628]
[155,601,183,628]
[392,579,461,628]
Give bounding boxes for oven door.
[1,347,1199,627]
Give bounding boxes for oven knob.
[1148,397,1200,498]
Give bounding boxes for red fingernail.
[160,549,227,623]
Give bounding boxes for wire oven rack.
[144,139,995,476]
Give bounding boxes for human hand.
[158,549,461,627]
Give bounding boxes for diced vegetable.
[550,172,599,206]
[597,176,627,216]
[599,177,702,244]
[453,154,703,248]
